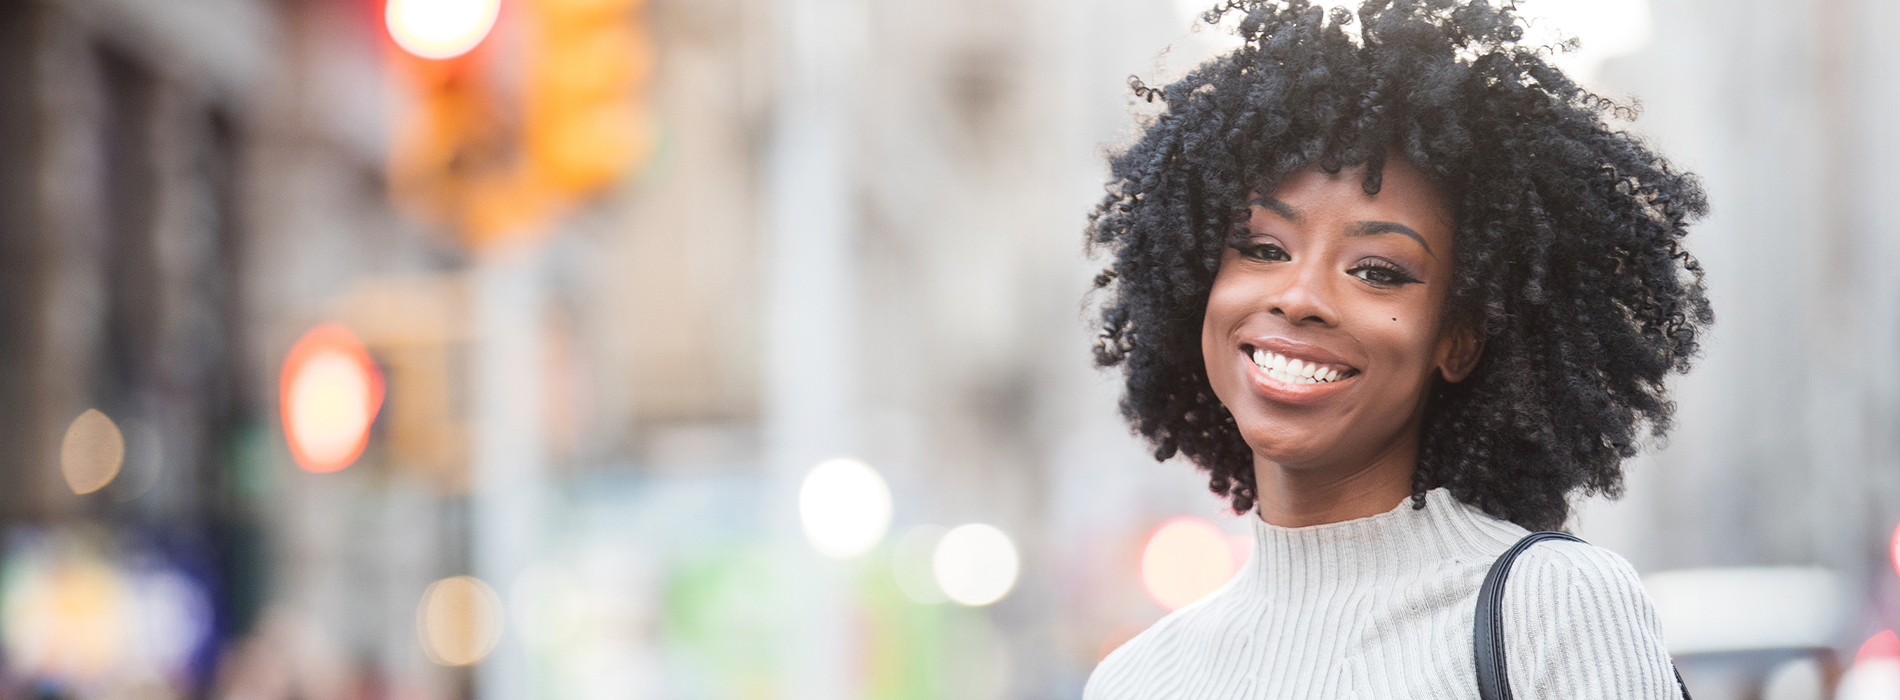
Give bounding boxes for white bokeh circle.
[386,0,502,60]
[932,523,1019,606]
[798,457,892,559]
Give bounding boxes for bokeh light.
[385,0,501,60]
[1890,521,1899,580]
[0,538,213,693]
[0,546,125,685]
[798,457,892,559]
[892,525,949,604]
[417,575,504,666]
[281,323,384,473]
[120,563,215,681]
[59,409,124,495]
[1858,630,1900,666]
[1843,630,1900,700]
[932,523,1019,606]
[1140,516,1236,611]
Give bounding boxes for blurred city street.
[1,0,1899,698]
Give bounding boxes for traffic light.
[526,0,654,197]
[385,0,654,249]
[386,0,501,60]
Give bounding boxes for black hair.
[1086,0,1710,531]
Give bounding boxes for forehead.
[1265,158,1454,236]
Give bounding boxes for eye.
[1234,242,1290,262]
[1348,259,1421,288]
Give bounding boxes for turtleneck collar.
[1237,487,1527,589]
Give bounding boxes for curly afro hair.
[1086,0,1711,531]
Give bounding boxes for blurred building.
[0,0,1898,699]
[1566,0,1900,695]
[0,0,268,695]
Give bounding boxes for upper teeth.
[1251,348,1348,384]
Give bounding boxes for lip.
[1238,337,1361,405]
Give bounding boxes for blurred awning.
[1645,566,1848,656]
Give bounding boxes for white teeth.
[1250,348,1350,385]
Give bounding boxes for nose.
[1265,258,1337,326]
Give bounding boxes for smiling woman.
[1082,0,1708,697]
[1203,158,1478,528]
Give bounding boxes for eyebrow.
[1249,195,1303,223]
[1349,221,1435,257]
[1252,195,1436,257]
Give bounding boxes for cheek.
[1366,308,1447,383]
[1200,304,1236,381]
[1199,270,1251,395]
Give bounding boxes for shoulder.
[1505,538,1649,603]
[1499,540,1666,654]
[1497,539,1683,699]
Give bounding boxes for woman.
[1082,1,1708,698]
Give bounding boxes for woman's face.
[1201,157,1476,475]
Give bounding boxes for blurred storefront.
[0,0,263,696]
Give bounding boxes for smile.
[1249,348,1358,385]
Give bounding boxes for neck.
[1252,431,1418,528]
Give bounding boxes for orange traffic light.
[526,0,654,195]
[384,0,653,249]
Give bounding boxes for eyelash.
[1235,242,1290,262]
[1347,259,1421,287]
[1231,242,1422,288]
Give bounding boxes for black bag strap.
[1474,531,1692,700]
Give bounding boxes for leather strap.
[1473,531,1692,700]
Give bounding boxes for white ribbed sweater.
[1085,488,1682,699]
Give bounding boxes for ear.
[1435,322,1484,383]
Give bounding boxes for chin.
[1237,421,1337,470]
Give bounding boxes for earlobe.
[1438,324,1484,383]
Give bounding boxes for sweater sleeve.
[1498,540,1683,700]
